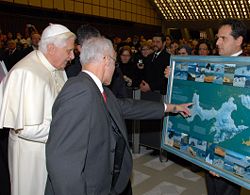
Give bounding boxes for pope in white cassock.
[0,24,76,195]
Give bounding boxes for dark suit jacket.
[65,55,82,78]
[4,49,23,71]
[21,46,34,58]
[45,72,165,195]
[143,49,170,95]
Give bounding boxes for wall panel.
[75,2,83,13]
[42,0,53,9]
[100,7,107,17]
[14,0,28,4]
[126,12,132,21]
[92,5,100,16]
[121,11,126,20]
[125,2,131,12]
[0,0,162,26]
[83,3,92,14]
[113,0,120,10]
[107,0,113,8]
[54,0,64,11]
[29,0,41,7]
[114,9,120,19]
[65,0,74,11]
[92,0,99,6]
[107,8,114,18]
[100,0,107,7]
[120,1,126,11]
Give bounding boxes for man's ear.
[236,36,243,47]
[47,43,55,55]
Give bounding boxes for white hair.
[38,32,76,53]
[80,36,114,67]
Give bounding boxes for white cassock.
[0,50,67,195]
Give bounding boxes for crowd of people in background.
[2,24,250,95]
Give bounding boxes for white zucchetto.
[41,23,71,39]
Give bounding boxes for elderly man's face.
[53,37,75,70]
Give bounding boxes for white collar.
[36,50,57,72]
[82,70,104,93]
[231,50,243,56]
[154,50,162,56]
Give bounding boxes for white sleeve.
[18,117,51,143]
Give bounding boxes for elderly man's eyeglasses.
[108,55,119,67]
[109,55,116,62]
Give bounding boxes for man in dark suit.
[45,36,191,195]
[65,24,101,78]
[4,40,23,71]
[140,33,170,95]
[205,18,247,195]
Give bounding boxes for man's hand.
[209,171,220,177]
[140,80,151,92]
[164,66,171,79]
[166,103,193,117]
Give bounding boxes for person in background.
[65,24,101,78]
[0,23,75,195]
[3,40,23,71]
[205,18,247,195]
[21,32,41,57]
[131,35,140,52]
[45,36,192,195]
[196,40,211,56]
[117,45,139,88]
[15,32,25,50]
[178,44,192,56]
[165,35,172,54]
[140,33,170,95]
[132,41,153,89]
[169,40,179,55]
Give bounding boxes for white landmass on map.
[187,93,248,143]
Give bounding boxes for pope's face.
[53,37,75,70]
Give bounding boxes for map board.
[161,55,250,189]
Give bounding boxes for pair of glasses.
[108,56,119,67]
[109,55,116,62]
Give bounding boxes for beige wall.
[1,0,162,26]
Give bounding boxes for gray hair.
[38,32,76,53]
[80,36,114,66]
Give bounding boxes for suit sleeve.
[46,81,92,195]
[117,97,165,120]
